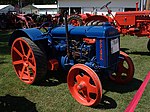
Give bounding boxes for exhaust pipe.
[64,11,72,58]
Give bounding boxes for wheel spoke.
[115,60,124,80]
[13,60,23,65]
[82,75,90,82]
[76,75,82,83]
[28,62,36,72]
[118,60,124,68]
[27,67,31,82]
[85,96,95,103]
[20,65,26,79]
[13,47,23,57]
[122,66,128,74]
[19,41,25,55]
[87,84,97,93]
[83,90,95,103]
[83,91,91,102]
[116,72,122,80]
[73,83,78,91]
[27,49,32,58]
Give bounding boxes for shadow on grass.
[0,43,11,55]
[0,58,8,64]
[39,70,142,94]
[92,77,142,109]
[116,48,150,57]
[0,94,38,112]
[120,47,150,56]
[0,44,10,56]
[126,51,150,56]
[39,70,67,86]
[0,30,11,55]
[101,77,142,93]
[93,95,117,109]
[120,48,130,52]
[0,30,12,42]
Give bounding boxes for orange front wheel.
[109,51,134,84]
[67,64,102,106]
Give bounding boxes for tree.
[0,0,57,6]
[0,0,18,5]
[146,0,150,10]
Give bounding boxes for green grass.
[0,30,150,112]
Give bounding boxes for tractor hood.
[51,22,119,38]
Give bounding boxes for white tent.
[0,5,14,14]
[22,5,39,14]
[33,5,57,15]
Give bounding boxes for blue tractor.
[9,15,134,106]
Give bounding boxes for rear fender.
[85,15,109,23]
[9,28,49,46]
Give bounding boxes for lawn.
[0,30,150,112]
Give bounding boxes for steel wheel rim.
[11,38,36,84]
[110,51,134,84]
[67,64,102,106]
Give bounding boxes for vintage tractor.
[9,14,134,106]
[85,1,150,51]
[97,1,150,37]
[6,12,36,29]
[67,12,113,26]
[16,14,37,29]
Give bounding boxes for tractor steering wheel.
[38,21,52,32]
[100,1,111,10]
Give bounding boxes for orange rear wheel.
[68,15,83,26]
[11,37,47,84]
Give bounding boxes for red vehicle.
[6,12,36,29]
[68,1,150,51]
[98,1,150,51]
[67,12,113,26]
[16,14,36,28]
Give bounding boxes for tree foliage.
[0,0,18,5]
[0,0,57,6]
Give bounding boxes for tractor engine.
[70,39,95,63]
[49,38,94,60]
[50,22,120,70]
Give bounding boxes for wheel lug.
[77,82,86,91]
[22,55,28,62]
[23,62,29,67]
